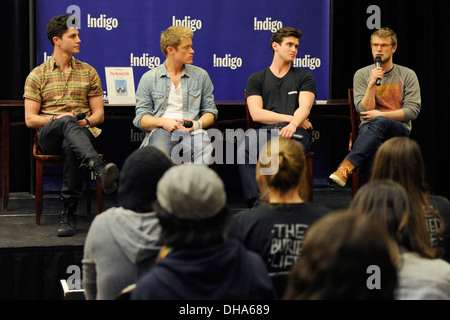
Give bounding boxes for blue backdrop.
[36,0,330,101]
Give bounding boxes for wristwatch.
[85,117,91,128]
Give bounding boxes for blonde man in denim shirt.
[133,26,217,164]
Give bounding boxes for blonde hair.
[160,26,194,56]
[256,138,307,202]
[371,27,398,46]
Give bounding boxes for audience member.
[283,209,398,300]
[371,137,450,262]
[350,180,450,300]
[228,138,331,273]
[131,164,276,300]
[82,147,173,300]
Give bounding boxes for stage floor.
[0,187,352,249]
[0,193,116,248]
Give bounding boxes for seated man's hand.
[299,119,313,130]
[360,110,381,121]
[179,118,196,133]
[279,123,297,139]
[162,118,184,132]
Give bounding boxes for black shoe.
[57,210,77,237]
[57,201,77,237]
[92,162,119,194]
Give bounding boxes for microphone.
[274,126,304,141]
[180,120,193,128]
[375,56,382,86]
[75,112,86,120]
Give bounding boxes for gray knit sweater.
[353,64,421,132]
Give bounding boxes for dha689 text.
[223,304,270,315]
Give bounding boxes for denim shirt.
[133,62,218,132]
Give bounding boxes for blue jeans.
[145,128,213,165]
[237,123,312,208]
[346,116,409,179]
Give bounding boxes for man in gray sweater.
[329,27,421,187]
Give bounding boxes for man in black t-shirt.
[238,27,317,208]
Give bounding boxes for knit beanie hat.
[156,164,226,220]
[118,146,173,212]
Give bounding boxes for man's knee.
[370,116,399,127]
[149,129,173,146]
[58,115,78,126]
[369,116,407,136]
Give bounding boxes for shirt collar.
[161,61,189,78]
[49,55,77,71]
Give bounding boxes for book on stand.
[105,67,136,105]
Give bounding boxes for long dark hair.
[371,137,444,258]
[350,179,431,258]
[283,210,397,300]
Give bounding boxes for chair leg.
[86,171,92,214]
[306,153,314,203]
[96,179,103,214]
[35,161,44,226]
[352,169,359,198]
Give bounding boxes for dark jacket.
[131,239,276,300]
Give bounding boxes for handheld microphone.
[75,113,86,120]
[180,120,193,128]
[292,134,304,141]
[274,126,304,141]
[375,56,382,86]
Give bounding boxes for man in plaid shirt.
[24,14,119,237]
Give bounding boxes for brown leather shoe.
[329,159,355,187]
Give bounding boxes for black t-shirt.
[427,195,450,263]
[246,67,317,116]
[227,203,331,272]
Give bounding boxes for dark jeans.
[237,123,312,207]
[38,116,100,203]
[346,116,409,182]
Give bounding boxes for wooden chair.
[348,88,360,198]
[245,91,314,203]
[33,132,103,225]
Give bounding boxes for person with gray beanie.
[131,164,276,300]
[82,146,173,300]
